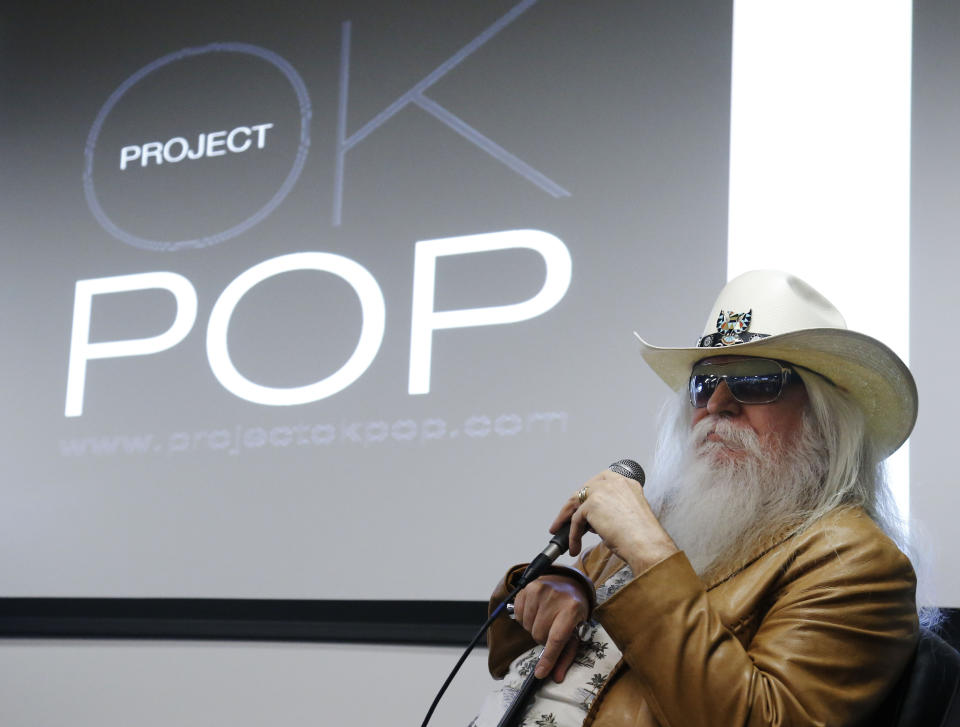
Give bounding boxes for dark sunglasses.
[689,358,796,408]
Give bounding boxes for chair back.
[887,628,960,726]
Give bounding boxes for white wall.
[0,640,493,726]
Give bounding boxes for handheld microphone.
[514,459,644,589]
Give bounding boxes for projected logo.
[67,2,582,418]
[83,43,311,251]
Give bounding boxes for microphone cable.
[419,459,643,726]
[419,582,524,727]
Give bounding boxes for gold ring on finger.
[577,486,589,504]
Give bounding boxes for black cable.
[420,582,524,727]
[421,459,641,725]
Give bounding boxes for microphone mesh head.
[609,458,645,485]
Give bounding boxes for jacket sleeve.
[486,561,597,678]
[597,520,919,727]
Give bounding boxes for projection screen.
[0,0,733,601]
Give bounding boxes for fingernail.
[534,658,546,678]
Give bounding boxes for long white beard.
[644,404,829,579]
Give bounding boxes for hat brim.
[635,328,918,459]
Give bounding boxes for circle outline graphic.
[83,42,312,252]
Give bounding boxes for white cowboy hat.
[635,269,917,458]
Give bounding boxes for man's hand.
[550,469,679,576]
[513,574,590,681]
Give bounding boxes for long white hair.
[793,369,901,541]
[798,370,938,626]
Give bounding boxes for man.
[473,270,919,727]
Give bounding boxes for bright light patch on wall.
[727,0,913,519]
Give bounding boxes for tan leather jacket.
[487,506,918,726]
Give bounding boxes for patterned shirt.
[470,565,635,727]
